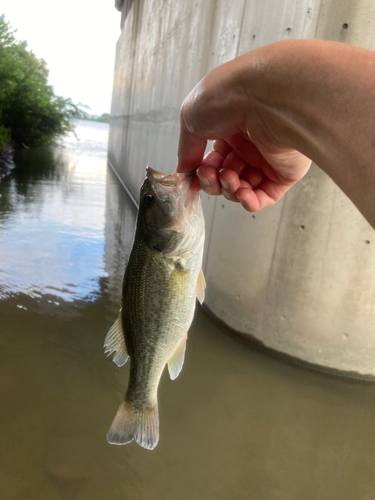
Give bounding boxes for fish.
[104,166,205,450]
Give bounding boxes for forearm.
[241,40,375,225]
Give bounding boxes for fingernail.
[220,178,229,191]
[198,176,211,188]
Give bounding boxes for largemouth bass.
[104,167,205,450]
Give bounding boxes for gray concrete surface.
[108,0,375,378]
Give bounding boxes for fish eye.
[143,193,154,207]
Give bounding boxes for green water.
[1,121,375,500]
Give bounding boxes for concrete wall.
[108,0,375,378]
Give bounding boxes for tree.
[96,113,110,123]
[0,15,87,149]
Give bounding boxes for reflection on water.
[2,120,375,500]
[0,121,109,302]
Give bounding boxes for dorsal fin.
[104,315,129,367]
[196,268,206,304]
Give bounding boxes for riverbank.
[0,143,15,179]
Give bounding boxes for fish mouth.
[145,167,202,221]
[146,167,193,194]
[145,167,204,256]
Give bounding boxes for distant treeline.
[0,15,87,163]
[84,113,110,124]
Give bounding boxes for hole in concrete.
[342,23,349,29]
[300,225,305,230]
[252,34,256,39]
[252,215,256,219]
[286,27,292,34]
[365,240,370,244]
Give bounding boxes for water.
[1,120,375,500]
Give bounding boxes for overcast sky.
[2,0,121,115]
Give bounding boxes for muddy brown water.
[1,120,375,500]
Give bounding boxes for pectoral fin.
[196,268,206,304]
[168,338,187,380]
[104,315,129,367]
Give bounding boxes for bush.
[0,124,10,149]
[0,15,87,148]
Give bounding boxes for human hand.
[177,54,312,212]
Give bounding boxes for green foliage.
[0,125,10,149]
[96,113,110,123]
[0,15,88,148]
[84,113,110,123]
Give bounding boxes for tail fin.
[106,401,159,450]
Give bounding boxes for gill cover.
[138,167,197,255]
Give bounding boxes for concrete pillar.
[108,0,375,379]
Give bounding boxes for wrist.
[236,41,317,152]
[239,40,375,225]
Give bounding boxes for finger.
[241,167,265,189]
[255,177,292,205]
[193,149,226,195]
[236,188,261,212]
[218,168,241,202]
[177,121,207,173]
[224,134,265,169]
[222,150,248,177]
[201,149,226,170]
[196,164,221,195]
[239,179,253,189]
[189,175,201,192]
[212,139,232,157]
[236,178,291,211]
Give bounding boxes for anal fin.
[196,268,206,304]
[168,338,187,380]
[104,314,129,367]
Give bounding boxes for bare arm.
[177,40,375,227]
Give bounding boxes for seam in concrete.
[259,196,286,336]
[107,159,139,208]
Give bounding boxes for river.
[1,120,375,500]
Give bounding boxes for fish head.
[137,167,204,256]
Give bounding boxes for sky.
[1,0,121,115]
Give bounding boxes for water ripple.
[0,120,110,304]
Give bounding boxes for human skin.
[177,39,375,228]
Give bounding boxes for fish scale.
[124,241,194,401]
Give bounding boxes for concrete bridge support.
[108,0,375,378]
